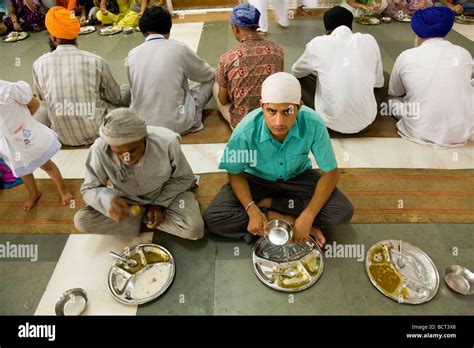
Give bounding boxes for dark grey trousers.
[298,75,316,110]
[203,170,354,242]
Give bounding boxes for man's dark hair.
[58,38,77,45]
[139,6,172,36]
[323,6,353,32]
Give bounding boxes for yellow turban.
[45,6,80,40]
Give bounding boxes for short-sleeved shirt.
[216,36,284,128]
[218,106,338,182]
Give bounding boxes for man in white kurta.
[388,7,473,148]
[292,6,384,134]
[74,108,204,239]
[127,7,215,134]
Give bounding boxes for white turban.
[261,72,302,105]
[99,108,147,146]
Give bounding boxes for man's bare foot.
[257,30,267,36]
[23,191,42,212]
[296,6,311,17]
[310,226,326,248]
[59,187,74,206]
[258,198,272,209]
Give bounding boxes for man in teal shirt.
[204,72,353,247]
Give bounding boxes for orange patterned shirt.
[216,36,284,128]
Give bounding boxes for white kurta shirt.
[389,38,473,148]
[292,25,384,134]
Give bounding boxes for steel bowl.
[444,265,474,295]
[108,244,175,305]
[55,288,88,316]
[123,27,133,35]
[266,219,293,246]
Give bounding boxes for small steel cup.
[55,288,88,316]
[444,265,474,295]
[266,219,293,246]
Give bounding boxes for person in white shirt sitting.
[292,6,384,134]
[388,7,473,148]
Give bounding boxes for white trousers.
[248,0,289,32]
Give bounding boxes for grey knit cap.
[99,108,147,146]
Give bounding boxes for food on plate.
[132,264,171,298]
[276,263,311,289]
[300,252,321,276]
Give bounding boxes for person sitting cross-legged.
[388,7,473,148]
[127,7,215,134]
[214,3,284,129]
[292,6,384,134]
[74,108,204,239]
[204,73,354,248]
[33,6,129,146]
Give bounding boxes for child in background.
[0,80,73,211]
[96,0,140,28]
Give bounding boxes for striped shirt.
[33,45,123,146]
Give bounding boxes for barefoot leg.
[21,174,42,211]
[40,160,73,206]
[296,6,311,17]
[310,226,326,248]
[266,210,296,224]
[257,198,272,209]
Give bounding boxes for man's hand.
[361,4,373,13]
[146,205,165,229]
[373,2,381,11]
[247,204,268,236]
[13,21,21,31]
[100,6,108,15]
[80,15,87,26]
[292,212,314,244]
[452,4,463,14]
[109,197,129,223]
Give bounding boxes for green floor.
[0,225,472,315]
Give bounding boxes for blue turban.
[230,4,260,29]
[411,7,455,39]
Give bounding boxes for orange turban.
[45,6,80,40]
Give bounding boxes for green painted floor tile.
[324,224,473,315]
[136,232,216,315]
[0,234,68,314]
[214,258,349,315]
[213,235,253,260]
[0,234,69,262]
[198,21,229,69]
[0,261,58,315]
[437,224,474,250]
